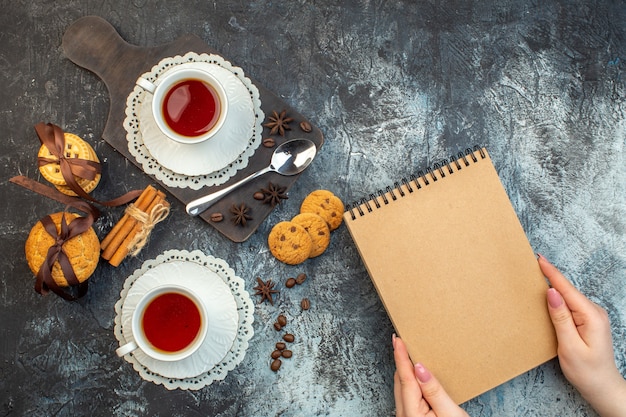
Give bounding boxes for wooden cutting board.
[61,16,323,242]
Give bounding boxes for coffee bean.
[273,322,282,331]
[253,191,265,200]
[271,350,283,359]
[262,137,276,148]
[277,314,287,327]
[276,342,286,350]
[299,121,312,133]
[301,298,311,310]
[285,278,296,288]
[209,212,223,222]
[283,333,295,343]
[271,358,282,372]
[282,349,293,358]
[295,273,307,285]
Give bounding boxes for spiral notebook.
[343,147,557,404]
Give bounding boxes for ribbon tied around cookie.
[36,122,101,198]
[35,122,142,206]
[36,200,99,301]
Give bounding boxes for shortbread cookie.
[268,221,313,265]
[25,212,100,287]
[38,132,101,196]
[291,212,330,258]
[300,190,344,231]
[54,140,101,196]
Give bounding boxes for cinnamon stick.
[101,185,158,260]
[101,185,157,251]
[108,191,168,267]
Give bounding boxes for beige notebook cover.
[343,147,557,404]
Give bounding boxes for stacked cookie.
[38,132,101,196]
[268,190,344,265]
[25,212,100,289]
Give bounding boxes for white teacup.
[116,285,208,362]
[137,67,228,144]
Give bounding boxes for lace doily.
[113,249,254,390]
[123,52,263,189]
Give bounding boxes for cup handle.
[136,77,156,94]
[116,340,139,357]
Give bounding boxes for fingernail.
[415,363,432,383]
[547,288,563,308]
[537,253,546,261]
[392,333,397,349]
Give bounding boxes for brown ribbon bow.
[36,122,101,200]
[35,122,141,206]
[35,200,99,301]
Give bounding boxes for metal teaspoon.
[186,138,317,216]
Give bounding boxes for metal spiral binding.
[402,177,413,193]
[409,173,421,190]
[347,145,486,220]
[394,181,405,197]
[386,185,396,200]
[370,193,380,209]
[417,170,428,185]
[425,166,437,182]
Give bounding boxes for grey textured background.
[1,1,625,416]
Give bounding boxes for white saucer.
[124,52,264,190]
[139,62,254,176]
[121,260,238,379]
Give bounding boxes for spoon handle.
[186,166,272,216]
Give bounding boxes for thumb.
[414,363,460,414]
[547,287,580,343]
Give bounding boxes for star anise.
[263,110,293,136]
[260,182,288,207]
[253,277,279,305]
[230,203,252,227]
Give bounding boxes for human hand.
[538,254,626,417]
[393,334,470,417]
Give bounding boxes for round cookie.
[300,190,344,231]
[25,212,100,287]
[268,221,313,265]
[38,132,101,196]
[291,212,330,258]
[54,140,101,196]
[38,132,92,185]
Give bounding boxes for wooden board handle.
[62,16,139,79]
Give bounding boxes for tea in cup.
[137,67,228,144]
[116,285,208,362]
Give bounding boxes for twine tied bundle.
[101,185,170,266]
[124,201,170,256]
